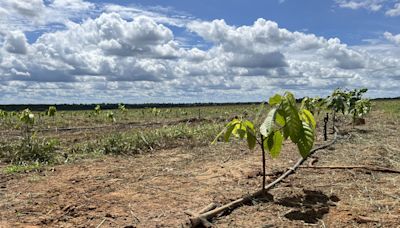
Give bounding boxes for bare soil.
[0,110,399,227]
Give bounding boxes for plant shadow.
[276,190,340,224]
[220,191,274,217]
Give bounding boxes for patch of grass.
[0,137,59,164]
[70,122,224,156]
[373,100,400,118]
[3,162,42,174]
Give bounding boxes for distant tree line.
[0,97,398,112]
[0,102,261,112]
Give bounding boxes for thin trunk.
[323,113,328,141]
[260,135,266,190]
[332,111,336,133]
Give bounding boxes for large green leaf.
[211,119,239,144]
[224,122,237,142]
[246,129,257,150]
[282,100,302,143]
[269,94,282,106]
[244,120,257,150]
[260,107,277,137]
[275,112,285,127]
[301,109,316,129]
[284,92,296,105]
[265,132,274,152]
[296,121,315,158]
[243,120,255,131]
[268,131,283,158]
[233,123,247,139]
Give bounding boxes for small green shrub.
[102,133,130,155]
[0,137,58,164]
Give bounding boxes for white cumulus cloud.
[0,3,400,103]
[386,2,400,16]
[384,32,400,45]
[4,31,29,54]
[335,0,383,11]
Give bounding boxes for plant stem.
[332,111,336,133]
[260,135,266,191]
[323,113,328,141]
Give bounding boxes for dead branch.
[355,216,379,223]
[188,127,339,227]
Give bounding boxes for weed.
[0,137,58,164]
[3,162,42,174]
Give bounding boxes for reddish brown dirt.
[0,111,399,227]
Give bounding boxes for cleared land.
[0,101,399,227]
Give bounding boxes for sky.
[0,0,400,104]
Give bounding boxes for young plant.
[107,111,116,123]
[19,108,35,138]
[347,88,370,125]
[47,106,57,118]
[0,109,7,126]
[301,97,326,116]
[47,106,57,130]
[94,105,101,115]
[347,88,368,111]
[326,88,371,127]
[213,92,316,191]
[350,98,371,125]
[118,103,127,114]
[326,88,349,115]
[0,109,58,164]
[0,109,5,118]
[152,107,161,117]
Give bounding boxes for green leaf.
[269,94,282,106]
[265,131,274,152]
[301,97,309,110]
[230,119,243,136]
[246,129,257,150]
[260,107,277,137]
[243,120,255,131]
[269,131,283,158]
[224,122,237,142]
[284,91,296,105]
[211,119,238,144]
[237,127,246,139]
[282,100,302,143]
[296,121,315,158]
[301,109,316,129]
[275,112,285,127]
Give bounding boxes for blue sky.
[0,0,400,104]
[79,0,400,45]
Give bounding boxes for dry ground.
[0,109,399,227]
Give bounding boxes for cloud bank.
[0,0,400,104]
[335,0,400,17]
